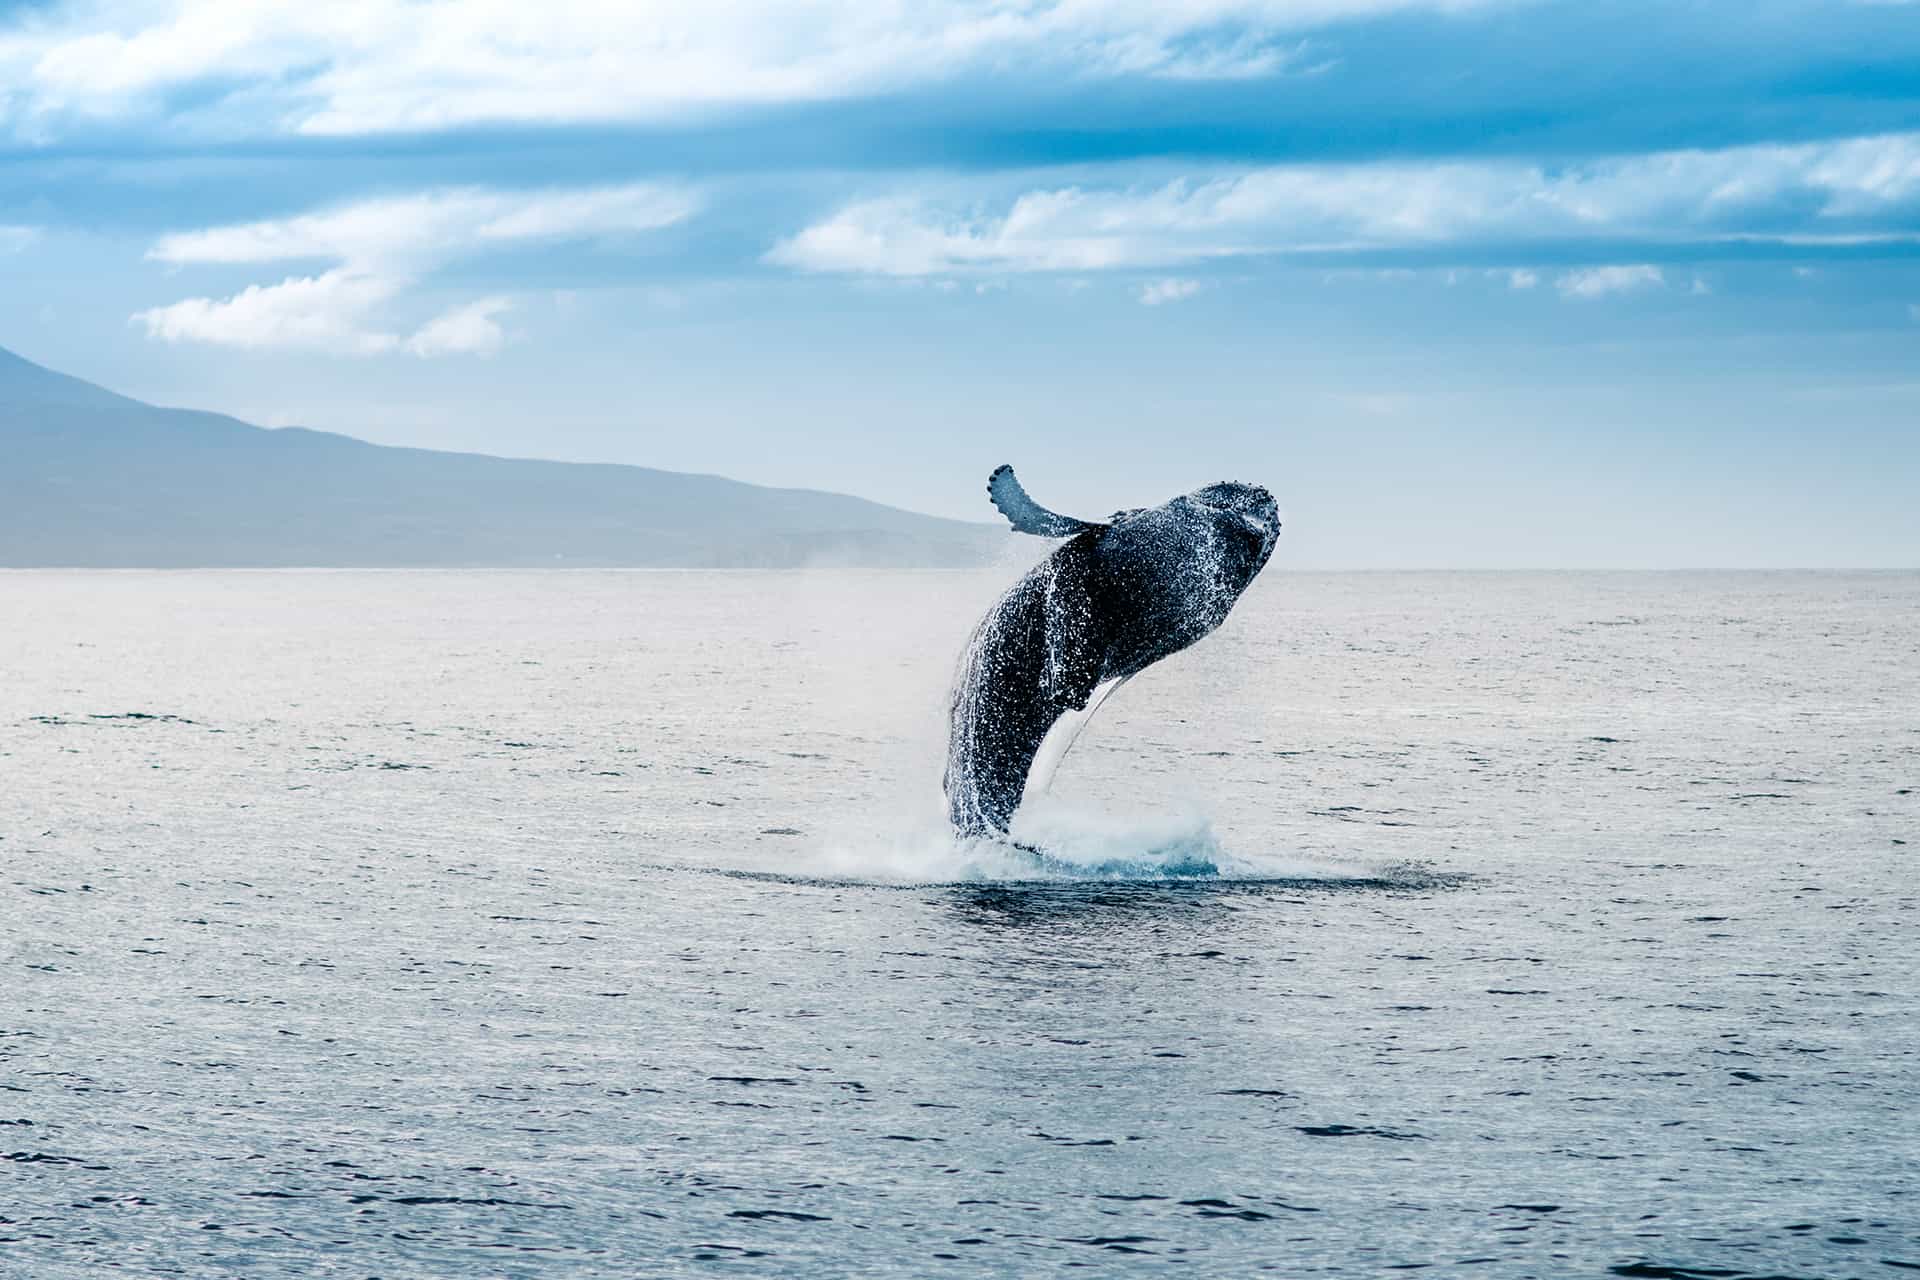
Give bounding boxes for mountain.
[0,347,1003,568]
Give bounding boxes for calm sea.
[3,569,1916,1277]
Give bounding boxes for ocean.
[3,569,1915,1277]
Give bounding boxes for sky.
[2,0,1918,568]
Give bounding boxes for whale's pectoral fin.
[988,465,1103,538]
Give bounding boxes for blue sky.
[2,0,1917,567]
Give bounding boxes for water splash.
[779,805,1374,886]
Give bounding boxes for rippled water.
[3,569,1916,1277]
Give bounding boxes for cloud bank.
[133,183,696,356]
[148,184,697,271]
[768,132,1920,277]
[0,0,1496,137]
[136,270,403,354]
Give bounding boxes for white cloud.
[765,195,1171,276]
[136,182,695,355]
[0,224,36,252]
[1138,277,1202,305]
[405,297,510,358]
[1556,264,1664,299]
[0,1,1497,136]
[769,132,1920,276]
[150,183,696,270]
[134,269,402,353]
[1505,268,1538,289]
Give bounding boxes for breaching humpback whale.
[944,466,1282,837]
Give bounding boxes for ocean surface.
[2,568,1916,1278]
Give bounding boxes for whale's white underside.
[1024,674,1129,799]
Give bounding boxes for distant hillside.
[0,347,1003,568]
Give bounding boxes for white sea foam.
[791,802,1369,885]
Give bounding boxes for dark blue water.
[4,570,1916,1276]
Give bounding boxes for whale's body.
[944,467,1281,836]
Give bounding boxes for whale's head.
[1088,478,1282,677]
[1186,480,1282,587]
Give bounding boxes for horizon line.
[2,565,1915,575]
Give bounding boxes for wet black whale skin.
[944,482,1280,837]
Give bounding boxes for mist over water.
[3,569,1916,1277]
